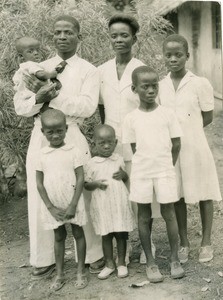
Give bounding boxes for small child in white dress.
[84,124,135,280]
[122,66,185,283]
[36,109,88,291]
[13,36,62,95]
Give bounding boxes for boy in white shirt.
[122,66,185,282]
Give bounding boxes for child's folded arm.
[84,180,108,191]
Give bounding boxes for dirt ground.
[0,108,223,300]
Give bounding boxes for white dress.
[84,153,135,236]
[36,144,87,230]
[13,54,103,267]
[158,71,222,204]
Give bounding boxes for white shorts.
[130,170,178,204]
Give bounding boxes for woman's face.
[109,22,136,55]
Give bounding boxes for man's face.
[53,20,80,58]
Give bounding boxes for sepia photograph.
[0,0,222,299]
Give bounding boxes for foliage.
[0,0,171,171]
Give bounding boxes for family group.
[13,13,222,291]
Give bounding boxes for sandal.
[74,273,88,289]
[50,277,65,291]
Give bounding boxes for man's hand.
[48,206,66,222]
[23,74,46,93]
[113,167,128,181]
[64,204,77,220]
[35,82,59,104]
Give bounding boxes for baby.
[13,36,63,90]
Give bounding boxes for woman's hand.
[23,74,46,93]
[113,167,128,182]
[35,82,59,104]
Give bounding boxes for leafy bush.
[0,0,171,169]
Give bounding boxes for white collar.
[41,143,74,154]
[55,54,79,67]
[92,153,119,163]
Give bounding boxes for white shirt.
[158,71,214,128]
[13,54,99,124]
[122,106,182,178]
[13,61,44,108]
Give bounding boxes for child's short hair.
[108,14,139,35]
[163,34,189,53]
[41,109,66,127]
[15,36,40,54]
[132,66,158,85]
[53,15,80,33]
[93,124,116,139]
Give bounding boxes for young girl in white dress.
[84,124,135,280]
[36,109,87,291]
[159,34,222,264]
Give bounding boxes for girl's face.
[163,41,189,73]
[95,130,117,158]
[109,22,136,55]
[42,121,67,148]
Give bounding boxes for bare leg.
[71,224,86,275]
[102,233,115,269]
[138,203,155,267]
[114,232,127,266]
[54,225,67,279]
[174,198,189,247]
[161,203,179,262]
[199,200,213,246]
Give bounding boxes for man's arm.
[171,137,181,166]
[49,67,99,118]
[13,75,57,117]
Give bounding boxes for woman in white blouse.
[98,14,158,264]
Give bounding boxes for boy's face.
[132,72,159,105]
[20,40,42,62]
[94,129,117,158]
[53,20,80,58]
[163,41,189,73]
[109,22,136,54]
[41,121,67,148]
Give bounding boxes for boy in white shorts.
[122,66,185,283]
